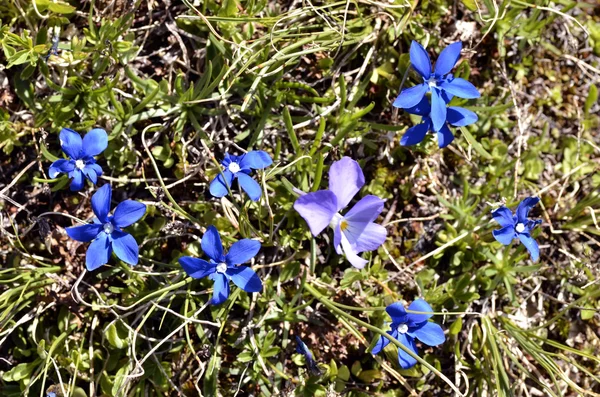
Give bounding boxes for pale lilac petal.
[328,157,365,211]
[353,223,386,253]
[294,190,338,236]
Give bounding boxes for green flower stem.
[304,283,464,397]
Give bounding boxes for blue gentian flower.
[66,184,146,271]
[393,41,480,132]
[178,226,263,305]
[402,96,478,148]
[49,128,108,191]
[209,151,273,201]
[372,299,445,369]
[293,157,387,269]
[47,393,56,397]
[295,336,322,376]
[492,197,542,261]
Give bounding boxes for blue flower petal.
[353,223,387,253]
[401,121,429,146]
[239,151,272,170]
[86,232,112,271]
[82,128,108,157]
[91,184,112,223]
[66,223,102,242]
[439,77,480,99]
[406,299,434,324]
[430,88,447,132]
[372,329,398,355]
[211,272,230,305]
[446,106,478,127]
[82,166,98,184]
[409,41,432,78]
[49,159,74,178]
[518,233,540,262]
[345,195,385,224]
[329,157,365,211]
[411,321,445,346]
[437,124,455,148]
[227,265,263,293]
[237,172,262,201]
[434,42,462,77]
[111,230,139,266]
[385,302,408,323]
[393,83,429,109]
[179,256,216,279]
[69,170,85,191]
[516,197,540,224]
[202,226,225,262]
[404,96,431,116]
[112,200,146,228]
[209,169,234,198]
[396,333,419,369]
[226,239,261,266]
[493,225,516,245]
[492,207,514,228]
[59,128,83,159]
[294,190,338,236]
[87,163,103,177]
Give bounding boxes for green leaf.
[460,127,493,160]
[584,84,597,117]
[48,2,76,14]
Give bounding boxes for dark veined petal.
[392,83,428,109]
[91,184,112,223]
[434,41,462,77]
[111,230,140,266]
[439,77,480,99]
[340,232,368,269]
[227,265,263,293]
[210,273,230,305]
[409,41,432,78]
[518,233,540,262]
[239,150,272,170]
[385,302,408,323]
[329,157,365,211]
[430,88,448,132]
[406,299,434,324]
[492,207,514,228]
[404,96,431,117]
[446,106,478,127]
[49,159,74,178]
[70,170,85,191]
[437,124,455,148]
[515,196,540,224]
[178,256,216,279]
[401,121,429,146]
[412,321,445,346]
[59,128,83,159]
[209,170,234,198]
[82,128,108,157]
[202,225,225,262]
[396,333,419,369]
[86,232,112,271]
[226,239,261,266]
[113,200,146,228]
[293,190,338,236]
[66,223,102,242]
[493,225,515,245]
[353,223,387,253]
[87,162,103,177]
[237,172,262,201]
[82,166,98,184]
[372,329,398,355]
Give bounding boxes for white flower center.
[75,159,86,170]
[103,222,114,234]
[228,162,241,174]
[427,77,438,88]
[397,323,409,334]
[216,262,228,273]
[329,213,346,230]
[515,223,525,233]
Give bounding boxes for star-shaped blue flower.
[492,197,542,261]
[393,41,480,132]
[49,128,108,191]
[66,184,146,270]
[209,151,272,201]
[372,299,445,369]
[402,96,478,148]
[178,226,263,305]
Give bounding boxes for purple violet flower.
[293,157,387,269]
